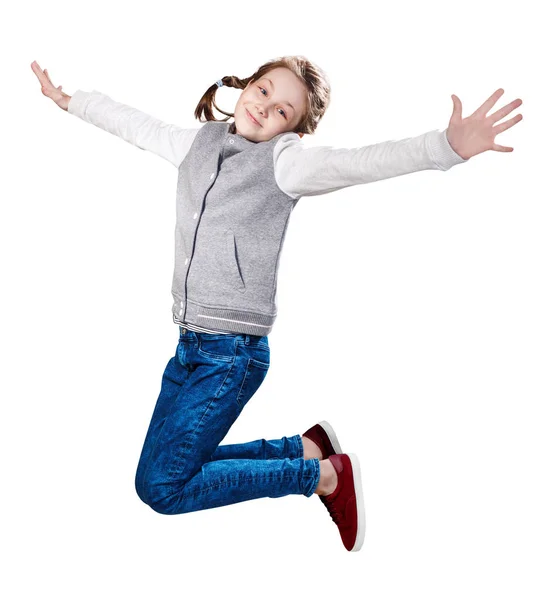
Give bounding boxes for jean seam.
[186,473,303,499]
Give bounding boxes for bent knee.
[146,499,177,515]
[139,482,190,515]
[137,463,199,514]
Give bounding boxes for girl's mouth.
[246,109,261,126]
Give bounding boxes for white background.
[2,0,555,598]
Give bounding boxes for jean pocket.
[175,339,184,366]
[197,334,237,362]
[236,357,270,412]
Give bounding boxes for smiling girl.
[31,55,522,552]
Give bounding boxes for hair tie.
[216,79,224,88]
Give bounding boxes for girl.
[31,55,523,553]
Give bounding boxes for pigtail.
[193,75,251,125]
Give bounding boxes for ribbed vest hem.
[176,299,276,336]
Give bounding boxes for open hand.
[31,60,72,111]
[446,89,523,160]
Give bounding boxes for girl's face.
[233,67,307,142]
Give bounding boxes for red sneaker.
[302,421,343,460]
[319,453,366,552]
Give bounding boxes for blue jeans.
[135,327,321,514]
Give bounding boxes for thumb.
[449,94,462,124]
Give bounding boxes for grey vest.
[171,121,297,336]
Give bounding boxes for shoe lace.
[321,496,343,525]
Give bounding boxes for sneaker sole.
[347,452,366,552]
[317,420,343,455]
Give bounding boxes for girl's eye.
[259,87,288,120]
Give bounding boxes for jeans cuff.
[294,434,304,459]
[303,458,320,497]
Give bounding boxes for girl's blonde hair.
[194,55,331,135]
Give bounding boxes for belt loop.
[245,335,250,345]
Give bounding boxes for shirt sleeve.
[273,129,469,200]
[67,89,200,168]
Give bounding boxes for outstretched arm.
[275,128,466,200]
[31,60,199,168]
[275,89,523,200]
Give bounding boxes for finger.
[32,63,54,91]
[471,88,505,118]
[489,98,523,124]
[492,144,514,152]
[493,113,523,135]
[31,61,49,86]
[31,60,43,74]
[450,94,462,123]
[43,68,57,90]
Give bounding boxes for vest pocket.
[225,229,246,292]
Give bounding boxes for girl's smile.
[246,108,261,126]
